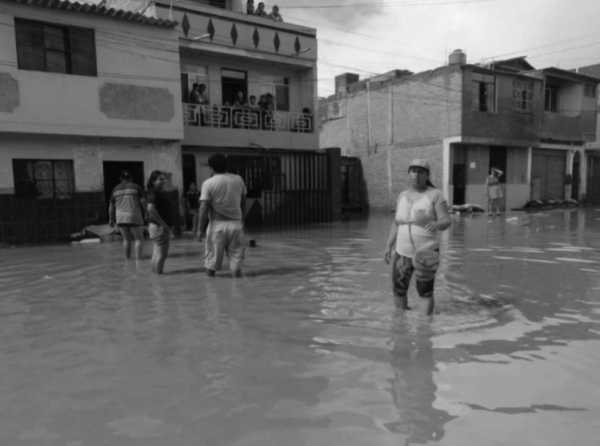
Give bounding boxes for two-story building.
[320,51,598,211]
[578,62,600,204]
[0,0,182,243]
[154,0,338,227]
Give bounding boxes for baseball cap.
[408,159,430,172]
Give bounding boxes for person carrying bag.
[384,159,451,315]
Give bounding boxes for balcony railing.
[183,103,313,133]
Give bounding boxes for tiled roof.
[9,0,178,28]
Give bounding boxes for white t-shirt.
[200,173,247,221]
[395,187,447,258]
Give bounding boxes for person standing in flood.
[384,159,451,315]
[146,171,172,274]
[108,170,146,260]
[486,167,504,216]
[198,154,247,278]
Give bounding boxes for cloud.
[281,0,385,27]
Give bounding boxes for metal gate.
[226,150,332,227]
[531,149,566,201]
[587,153,600,204]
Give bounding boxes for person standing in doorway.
[384,159,451,315]
[486,167,504,216]
[146,171,172,274]
[185,182,201,235]
[198,154,247,278]
[109,170,146,260]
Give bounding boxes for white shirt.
[395,187,446,258]
[200,173,247,221]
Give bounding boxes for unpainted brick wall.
[320,67,462,210]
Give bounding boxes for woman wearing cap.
[486,168,504,216]
[384,159,451,315]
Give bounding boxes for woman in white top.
[384,159,451,315]
[486,167,503,216]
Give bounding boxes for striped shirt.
[110,181,145,226]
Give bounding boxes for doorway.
[452,164,467,205]
[103,161,145,204]
[221,68,247,105]
[489,147,507,180]
[182,153,197,192]
[572,151,580,200]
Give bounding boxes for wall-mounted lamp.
[293,48,311,55]
[188,33,212,41]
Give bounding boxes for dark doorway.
[452,164,466,205]
[588,154,600,204]
[103,161,145,204]
[572,151,580,200]
[182,153,197,192]
[489,147,507,182]
[221,68,247,106]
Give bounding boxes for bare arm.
[425,198,451,232]
[197,200,210,238]
[384,220,398,264]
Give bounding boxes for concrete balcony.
[541,111,596,143]
[155,0,317,68]
[182,104,317,149]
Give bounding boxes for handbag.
[408,223,440,281]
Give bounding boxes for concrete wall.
[320,66,462,210]
[453,144,529,209]
[0,134,182,194]
[0,1,182,139]
[462,69,543,144]
[155,0,317,61]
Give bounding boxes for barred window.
[13,159,75,199]
[513,79,533,112]
[15,18,97,76]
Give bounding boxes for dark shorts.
[117,224,144,242]
[392,253,434,298]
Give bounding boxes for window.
[15,18,96,76]
[221,68,247,105]
[513,79,533,112]
[545,85,558,112]
[13,159,75,199]
[472,74,495,112]
[584,83,596,98]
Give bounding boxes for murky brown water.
[1,209,600,445]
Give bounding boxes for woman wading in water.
[384,159,451,315]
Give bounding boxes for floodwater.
[1,209,600,446]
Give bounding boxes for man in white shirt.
[198,154,247,277]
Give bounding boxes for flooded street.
[1,209,600,446]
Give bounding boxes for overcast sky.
[274,0,600,97]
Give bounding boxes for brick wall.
[320,66,462,210]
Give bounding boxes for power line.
[281,0,496,8]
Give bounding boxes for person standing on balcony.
[246,0,255,15]
[146,171,172,274]
[255,2,267,16]
[268,5,283,22]
[486,168,504,216]
[109,170,146,260]
[198,154,248,278]
[384,159,451,315]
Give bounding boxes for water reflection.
[386,311,456,445]
[1,210,600,444]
